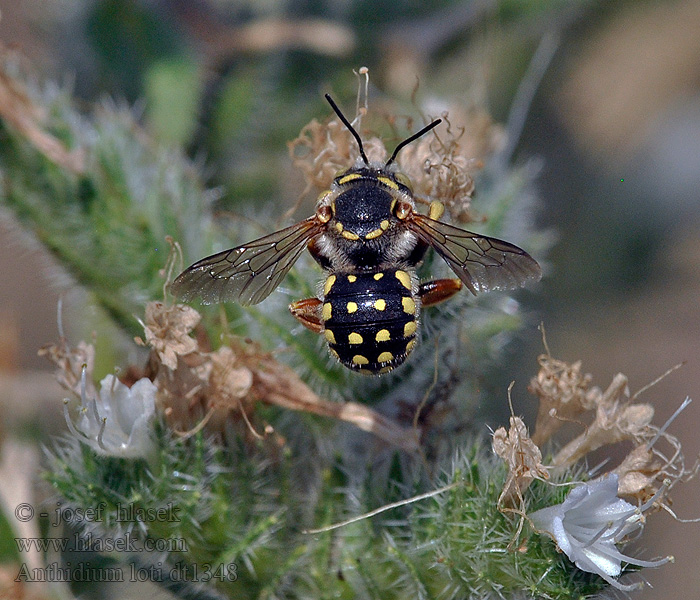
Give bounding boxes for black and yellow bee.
[171,95,541,375]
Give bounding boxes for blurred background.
[0,0,698,598]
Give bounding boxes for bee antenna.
[385,118,442,167]
[325,94,369,166]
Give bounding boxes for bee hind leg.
[418,278,463,308]
[289,297,324,333]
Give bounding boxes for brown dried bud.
[529,356,601,447]
[398,107,502,223]
[38,339,96,399]
[613,444,664,501]
[136,302,200,370]
[288,117,387,193]
[493,416,549,508]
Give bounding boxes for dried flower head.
[493,416,549,508]
[530,474,672,591]
[398,116,473,222]
[552,373,655,468]
[613,444,665,500]
[38,338,96,399]
[289,115,387,193]
[207,346,254,408]
[613,396,691,502]
[529,355,601,447]
[199,345,255,432]
[136,301,201,370]
[525,347,693,524]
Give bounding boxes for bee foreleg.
[289,297,324,333]
[418,278,463,308]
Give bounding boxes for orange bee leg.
[289,297,324,333]
[418,278,463,308]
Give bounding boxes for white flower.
[530,475,671,591]
[64,370,157,458]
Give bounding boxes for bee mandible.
[171,95,542,375]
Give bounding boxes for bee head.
[320,95,441,241]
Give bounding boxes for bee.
[171,95,541,375]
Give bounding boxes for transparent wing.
[408,214,542,295]
[171,217,323,306]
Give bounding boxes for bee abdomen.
[322,269,418,374]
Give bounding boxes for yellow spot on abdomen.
[347,275,357,283]
[406,339,416,353]
[403,321,417,337]
[322,303,332,321]
[352,355,369,366]
[378,351,394,363]
[347,301,358,314]
[324,275,336,295]
[348,332,363,344]
[373,272,384,280]
[402,297,416,314]
[375,329,390,342]
[374,299,386,311]
[324,329,336,344]
[395,270,411,290]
